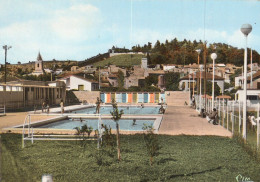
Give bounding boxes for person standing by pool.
[96,97,101,114]
[159,105,165,114]
[46,104,50,114]
[42,100,46,113]
[60,100,64,114]
[161,97,164,104]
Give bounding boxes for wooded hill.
[130,38,260,66]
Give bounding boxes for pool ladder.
[22,113,103,148]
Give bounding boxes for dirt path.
[159,106,231,137]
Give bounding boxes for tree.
[150,53,166,65]
[229,68,242,87]
[86,126,93,138]
[164,72,180,91]
[144,74,158,87]
[118,70,124,88]
[110,99,124,161]
[200,81,221,96]
[142,124,160,166]
[147,52,152,65]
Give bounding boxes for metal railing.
[22,113,103,148]
[192,94,259,150]
[0,106,5,115]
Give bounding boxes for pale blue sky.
[0,0,259,63]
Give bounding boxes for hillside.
[3,60,78,78]
[93,54,144,67]
[131,39,260,66]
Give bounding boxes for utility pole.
[196,49,201,111]
[203,42,207,110]
[2,45,12,84]
[250,48,253,88]
[99,67,101,90]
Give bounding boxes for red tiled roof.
[202,94,212,99]
[216,95,231,99]
[247,70,260,81]
[72,75,98,83]
[108,74,118,78]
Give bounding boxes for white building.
[141,58,148,69]
[54,69,63,75]
[235,89,260,106]
[235,71,257,88]
[248,63,259,71]
[179,72,225,94]
[44,68,53,74]
[163,64,176,71]
[58,75,99,91]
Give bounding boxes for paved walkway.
[159,106,231,137]
[0,105,93,132]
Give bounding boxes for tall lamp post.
[240,24,252,140]
[3,45,12,84]
[192,72,195,97]
[210,53,217,111]
[196,49,201,111]
[250,48,253,88]
[188,69,191,105]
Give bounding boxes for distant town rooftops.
[247,70,260,80]
[180,72,224,80]
[216,63,226,67]
[58,74,98,83]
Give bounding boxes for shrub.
[142,124,161,166]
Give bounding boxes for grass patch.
[93,54,143,67]
[1,134,260,181]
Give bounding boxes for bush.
[142,124,161,166]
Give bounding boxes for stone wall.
[165,91,190,106]
[72,91,100,104]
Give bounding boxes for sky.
[0,0,260,64]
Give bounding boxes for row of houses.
[2,52,258,109]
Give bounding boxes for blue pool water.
[39,118,154,131]
[74,106,161,115]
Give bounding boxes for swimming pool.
[73,106,161,115]
[38,118,154,131]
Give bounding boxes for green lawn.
[1,134,260,182]
[93,54,143,67]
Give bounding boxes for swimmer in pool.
[132,119,137,126]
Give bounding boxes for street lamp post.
[210,53,217,111]
[2,45,12,84]
[189,69,191,105]
[240,24,252,140]
[192,72,195,97]
[250,48,253,88]
[196,49,201,111]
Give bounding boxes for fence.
[0,106,5,116]
[194,94,260,150]
[217,100,260,151]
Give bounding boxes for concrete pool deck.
[1,104,231,137]
[159,106,232,137]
